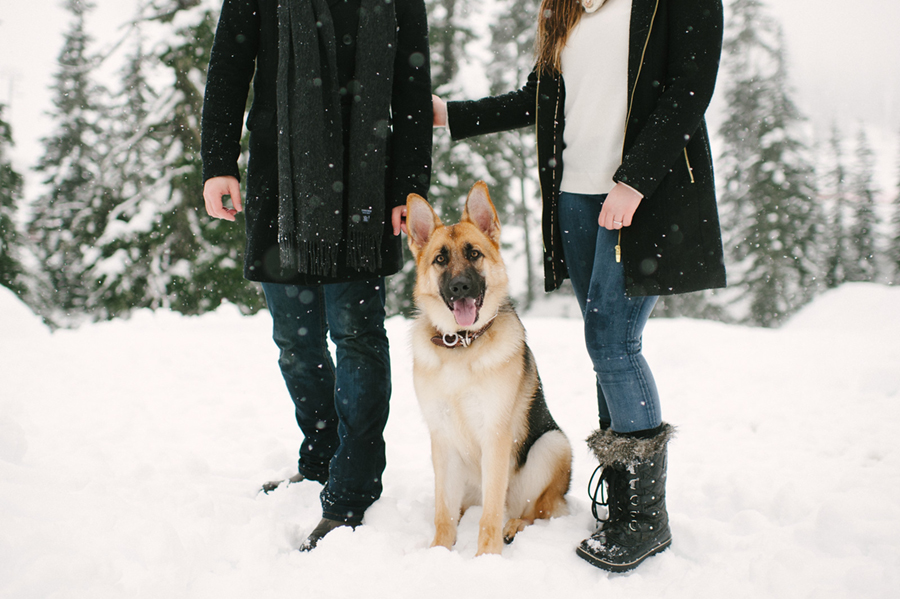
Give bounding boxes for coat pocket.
[654,167,702,251]
[246,108,275,133]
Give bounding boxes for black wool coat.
[201,0,432,285]
[448,0,727,296]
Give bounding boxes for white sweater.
[559,0,632,195]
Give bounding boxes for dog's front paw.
[431,523,457,549]
[430,537,455,550]
[475,540,503,556]
[475,527,504,556]
[502,518,528,544]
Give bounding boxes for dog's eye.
[433,254,447,265]
[468,249,482,261]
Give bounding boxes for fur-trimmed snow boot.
[577,423,675,573]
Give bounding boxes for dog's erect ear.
[406,193,442,254]
[462,181,500,245]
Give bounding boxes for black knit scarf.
[275,0,397,277]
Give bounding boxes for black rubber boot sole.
[575,536,671,573]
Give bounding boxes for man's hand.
[392,204,408,236]
[599,182,643,230]
[203,175,243,221]
[432,94,447,128]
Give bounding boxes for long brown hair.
[534,0,584,74]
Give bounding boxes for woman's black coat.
[448,0,726,296]
[201,0,432,285]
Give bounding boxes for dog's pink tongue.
[452,298,478,327]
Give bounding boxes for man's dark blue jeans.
[261,278,391,525]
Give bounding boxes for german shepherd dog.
[405,182,572,556]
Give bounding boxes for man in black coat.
[201,0,432,549]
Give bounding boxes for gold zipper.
[623,0,660,138]
[684,147,695,183]
[536,72,565,278]
[535,72,547,259]
[616,0,660,265]
[535,72,543,198]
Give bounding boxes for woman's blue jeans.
[261,278,390,525]
[558,192,661,434]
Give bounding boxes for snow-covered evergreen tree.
[149,2,264,315]
[148,0,203,20]
[80,14,166,319]
[718,0,824,327]
[0,104,27,297]
[426,0,495,217]
[891,133,900,283]
[846,127,879,282]
[79,1,263,319]
[386,0,492,316]
[28,0,113,324]
[481,0,542,308]
[823,124,852,288]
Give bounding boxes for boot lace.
[588,465,612,522]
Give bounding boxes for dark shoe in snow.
[576,519,672,572]
[298,518,354,552]
[577,423,675,572]
[260,471,307,494]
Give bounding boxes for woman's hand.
[432,94,448,128]
[599,182,643,230]
[203,175,243,221]
[392,204,408,236]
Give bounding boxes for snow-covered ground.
[2,283,899,599]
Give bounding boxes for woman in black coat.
[432,0,725,572]
[201,0,432,550]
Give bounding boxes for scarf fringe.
[293,238,340,278]
[278,232,298,272]
[346,230,382,273]
[277,190,297,270]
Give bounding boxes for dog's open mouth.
[450,295,484,328]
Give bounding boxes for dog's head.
[406,181,509,333]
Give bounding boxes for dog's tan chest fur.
[413,339,528,468]
[412,313,531,447]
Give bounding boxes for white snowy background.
[2,283,899,598]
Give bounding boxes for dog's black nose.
[448,275,472,298]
